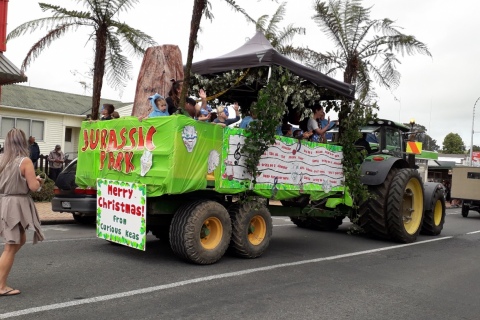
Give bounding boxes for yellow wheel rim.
[433,199,443,226]
[200,217,223,250]
[247,215,267,246]
[403,178,424,235]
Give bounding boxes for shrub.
[30,169,55,202]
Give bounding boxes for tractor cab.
[329,119,411,159]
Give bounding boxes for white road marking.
[446,212,460,215]
[0,238,99,247]
[466,230,480,235]
[0,236,452,319]
[41,226,71,232]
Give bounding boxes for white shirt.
[307,118,319,132]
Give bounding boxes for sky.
[5,0,480,149]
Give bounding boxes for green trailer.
[76,116,446,264]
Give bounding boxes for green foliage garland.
[241,67,292,183]
[190,66,378,209]
[338,100,378,211]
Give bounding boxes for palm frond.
[105,32,132,91]
[276,25,306,47]
[305,49,345,75]
[313,1,348,57]
[203,1,214,21]
[386,34,432,57]
[355,60,373,101]
[7,14,91,41]
[21,23,79,71]
[255,15,269,32]
[266,2,286,36]
[375,52,401,89]
[110,0,140,16]
[223,0,256,24]
[279,45,309,62]
[374,18,402,36]
[39,3,92,20]
[112,21,157,57]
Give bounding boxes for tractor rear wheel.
[421,187,446,235]
[170,200,231,265]
[386,169,424,243]
[358,168,398,239]
[228,202,272,258]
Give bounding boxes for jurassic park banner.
[76,115,345,200]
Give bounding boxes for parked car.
[51,158,96,224]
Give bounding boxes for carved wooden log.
[131,45,184,117]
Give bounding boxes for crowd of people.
[100,79,342,139]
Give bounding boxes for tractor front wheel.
[386,169,424,243]
[421,187,446,235]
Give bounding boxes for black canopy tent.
[191,31,355,103]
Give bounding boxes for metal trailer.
[451,167,480,217]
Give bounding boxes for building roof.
[0,53,27,85]
[0,84,131,116]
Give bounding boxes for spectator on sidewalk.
[48,145,64,182]
[0,128,45,297]
[28,136,40,169]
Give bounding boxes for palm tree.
[309,0,431,101]
[7,0,156,120]
[180,0,256,110]
[255,2,307,61]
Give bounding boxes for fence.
[36,154,73,176]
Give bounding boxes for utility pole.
[470,97,480,166]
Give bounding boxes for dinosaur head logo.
[182,126,197,153]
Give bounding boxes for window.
[65,128,72,142]
[0,117,44,140]
[385,127,402,156]
[0,117,14,138]
[32,121,44,141]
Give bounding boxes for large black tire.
[461,203,469,217]
[73,214,96,225]
[421,187,446,235]
[358,168,399,239]
[170,200,231,265]
[228,202,272,258]
[386,169,424,243]
[308,217,344,231]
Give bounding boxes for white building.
[0,84,131,158]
